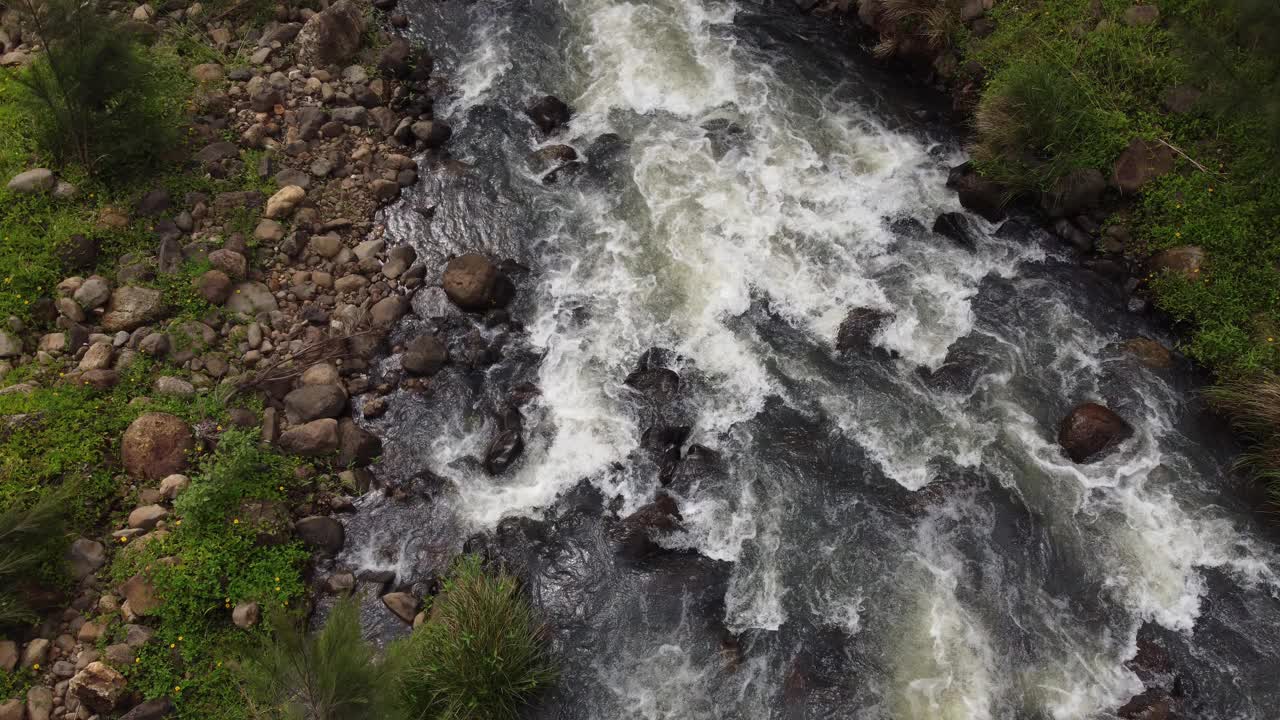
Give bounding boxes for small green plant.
[391,556,556,720]
[244,598,391,720]
[8,0,179,176]
[0,490,67,627]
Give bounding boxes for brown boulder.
[1058,403,1133,463]
[278,418,339,457]
[442,253,511,310]
[1121,338,1173,369]
[121,413,193,480]
[102,286,164,332]
[69,662,127,713]
[119,574,160,617]
[1113,138,1174,194]
[1148,245,1204,279]
[295,0,365,67]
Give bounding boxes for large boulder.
[442,254,512,310]
[68,662,127,713]
[616,494,681,557]
[836,308,892,352]
[296,0,366,67]
[0,331,19,358]
[121,413,194,480]
[946,162,1006,222]
[278,418,339,456]
[1113,138,1175,194]
[102,286,164,332]
[226,281,279,314]
[1058,403,1133,463]
[1148,246,1204,279]
[7,168,55,194]
[932,212,979,250]
[283,385,347,424]
[402,334,448,375]
[294,516,344,555]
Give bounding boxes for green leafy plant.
[391,556,556,720]
[244,598,391,720]
[0,489,67,627]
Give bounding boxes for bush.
[244,598,391,720]
[1205,374,1280,505]
[7,0,179,177]
[391,556,555,720]
[0,490,67,628]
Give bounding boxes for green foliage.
[6,0,183,178]
[1204,374,1280,504]
[0,490,67,627]
[391,556,556,720]
[244,598,392,720]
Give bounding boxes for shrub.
[1204,374,1280,506]
[0,490,67,627]
[391,556,556,720]
[867,0,962,60]
[244,598,391,720]
[7,0,179,177]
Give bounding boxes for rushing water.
[339,1,1280,717]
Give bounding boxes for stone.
[265,185,306,219]
[189,63,224,83]
[104,643,134,665]
[1113,138,1175,194]
[121,571,161,616]
[78,621,104,643]
[155,376,195,397]
[836,308,892,352]
[526,95,572,134]
[68,539,106,580]
[617,493,682,557]
[402,334,448,375]
[132,3,155,22]
[158,474,190,501]
[208,249,248,279]
[1148,246,1204,279]
[69,661,127,713]
[78,342,114,371]
[296,0,366,67]
[0,699,21,720]
[121,413,194,480]
[124,624,153,648]
[231,601,260,628]
[331,106,367,125]
[226,281,279,314]
[1042,168,1107,218]
[1123,4,1160,26]
[278,418,339,456]
[73,276,112,310]
[284,385,348,424]
[1058,403,1133,463]
[370,295,410,327]
[120,697,175,719]
[1122,338,1173,369]
[932,212,979,250]
[946,162,1006,222]
[196,270,232,304]
[101,286,164,332]
[484,428,523,475]
[135,189,170,216]
[21,638,49,668]
[25,686,51,720]
[378,37,412,78]
[410,120,451,148]
[338,418,381,467]
[80,368,120,390]
[7,168,55,194]
[128,505,168,531]
[0,640,15,672]
[442,253,511,310]
[294,516,344,555]
[300,363,340,386]
[0,330,19,358]
[371,179,399,202]
[309,233,342,258]
[381,592,418,623]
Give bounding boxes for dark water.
[335,1,1280,717]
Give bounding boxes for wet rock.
[836,308,892,352]
[1042,168,1106,218]
[284,385,347,424]
[122,413,194,480]
[932,212,979,250]
[484,427,524,475]
[370,295,410,327]
[1113,138,1175,194]
[381,592,418,623]
[946,161,1006,222]
[294,516,344,555]
[442,253,512,310]
[296,0,366,67]
[1058,402,1133,463]
[402,334,448,375]
[1053,217,1094,252]
[69,661,126,713]
[1117,688,1173,719]
[1122,338,1173,369]
[1148,246,1204,280]
[526,95,572,134]
[410,120,452,148]
[102,286,164,332]
[528,144,578,173]
[278,418,339,456]
[624,367,680,404]
[338,418,381,467]
[616,493,681,557]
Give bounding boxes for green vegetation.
[245,598,392,720]
[1205,375,1280,505]
[0,490,67,627]
[390,556,556,720]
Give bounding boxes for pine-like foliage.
[0,491,67,628]
[244,598,392,720]
[391,556,556,720]
[8,0,173,176]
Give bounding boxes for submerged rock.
[1058,403,1133,463]
[946,161,1006,222]
[616,493,682,558]
[1121,338,1173,369]
[932,211,979,250]
[525,95,572,134]
[442,253,513,311]
[836,307,892,352]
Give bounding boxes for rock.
[278,418,339,456]
[371,179,400,202]
[300,363,340,386]
[1121,338,1173,369]
[132,3,154,22]
[78,341,114,371]
[208,249,248,279]
[442,253,511,310]
[0,641,14,672]
[1148,246,1204,279]
[946,162,1006,222]
[836,308,892,351]
[121,413,194,480]
[102,286,164,332]
[0,331,19,358]
[309,233,342,258]
[294,516,344,555]
[158,474,190,500]
[135,189,170,216]
[57,234,100,270]
[296,0,366,67]
[190,63,223,83]
[155,376,195,397]
[68,538,106,580]
[1113,138,1175,194]
[402,334,448,375]
[484,428,523,475]
[1042,168,1107,217]
[1058,403,1133,463]
[69,661,127,713]
[196,270,232,304]
[378,37,412,77]
[1053,218,1094,252]
[1116,688,1172,719]
[128,504,168,531]
[21,638,49,668]
[104,642,134,665]
[123,624,153,648]
[25,686,51,720]
[410,120,452,148]
[932,212,979,250]
[338,418,381,467]
[0,699,21,720]
[265,185,306,219]
[120,572,160,616]
[370,295,410,327]
[80,368,120,390]
[231,601,260,628]
[381,592,418,623]
[7,168,55,194]
[297,107,329,140]
[73,276,111,310]
[226,281,279,314]
[1123,4,1160,26]
[617,493,681,557]
[526,95,572,133]
[120,697,175,720]
[284,385,348,424]
[195,141,238,164]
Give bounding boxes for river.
[336,0,1280,717]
